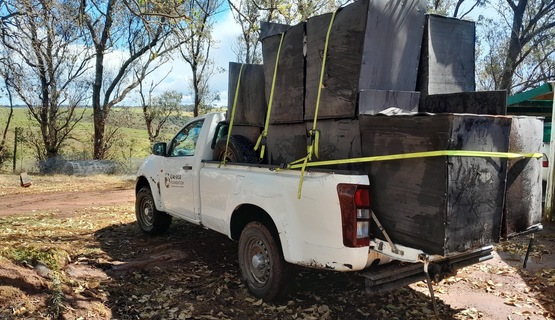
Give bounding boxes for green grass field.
[0,106,196,174]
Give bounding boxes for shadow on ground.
[94,220,472,319]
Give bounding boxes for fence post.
[12,127,21,173]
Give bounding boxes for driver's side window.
[169,120,204,157]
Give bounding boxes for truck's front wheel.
[238,222,287,301]
[136,187,172,235]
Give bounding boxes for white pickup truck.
[135,112,495,300]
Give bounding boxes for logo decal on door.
[164,173,184,188]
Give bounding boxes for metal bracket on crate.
[370,210,404,255]
[369,210,445,263]
[370,238,424,263]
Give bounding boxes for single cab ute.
[134,112,512,301]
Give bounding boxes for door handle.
[183,165,192,170]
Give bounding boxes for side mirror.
[152,142,167,156]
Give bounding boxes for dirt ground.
[0,174,554,320]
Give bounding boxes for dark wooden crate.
[359,114,511,255]
[416,15,475,101]
[266,124,307,165]
[357,0,426,92]
[503,116,542,238]
[262,23,305,124]
[420,91,507,115]
[260,21,292,40]
[305,0,426,120]
[308,119,364,171]
[227,62,267,126]
[359,90,420,115]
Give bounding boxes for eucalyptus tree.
[430,0,555,93]
[428,0,486,18]
[475,1,555,93]
[178,0,223,117]
[137,76,184,142]
[0,0,91,160]
[79,0,189,159]
[496,0,555,92]
[0,74,14,165]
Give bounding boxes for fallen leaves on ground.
[0,174,554,320]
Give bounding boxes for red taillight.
[543,160,549,168]
[338,184,371,248]
[354,188,370,207]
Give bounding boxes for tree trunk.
[91,0,114,160]
[499,0,527,92]
[92,43,106,159]
[192,63,200,117]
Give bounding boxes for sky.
[130,8,243,108]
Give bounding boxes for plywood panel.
[262,23,305,124]
[420,91,507,115]
[417,15,476,101]
[305,0,426,120]
[503,116,543,238]
[260,21,292,40]
[308,119,364,171]
[358,0,427,91]
[305,1,368,120]
[266,124,307,165]
[360,114,511,255]
[227,62,267,126]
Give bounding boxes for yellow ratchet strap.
[294,10,337,199]
[287,150,543,170]
[221,63,244,167]
[255,32,286,160]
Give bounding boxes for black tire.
[238,221,287,301]
[213,135,258,164]
[135,187,172,235]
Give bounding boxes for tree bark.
[499,0,527,92]
[90,0,114,160]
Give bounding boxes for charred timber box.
[503,116,542,238]
[416,15,476,102]
[420,91,507,115]
[307,119,363,171]
[266,124,307,166]
[360,114,511,255]
[227,62,267,126]
[262,23,305,124]
[305,0,426,120]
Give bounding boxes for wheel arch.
[135,175,163,210]
[136,176,150,194]
[230,204,281,245]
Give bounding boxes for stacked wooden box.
[226,62,265,144]
[503,117,543,238]
[226,0,542,256]
[258,0,426,166]
[416,14,507,115]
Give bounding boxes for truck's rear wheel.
[136,187,172,235]
[213,135,258,164]
[238,222,287,301]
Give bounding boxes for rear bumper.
[361,246,494,294]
